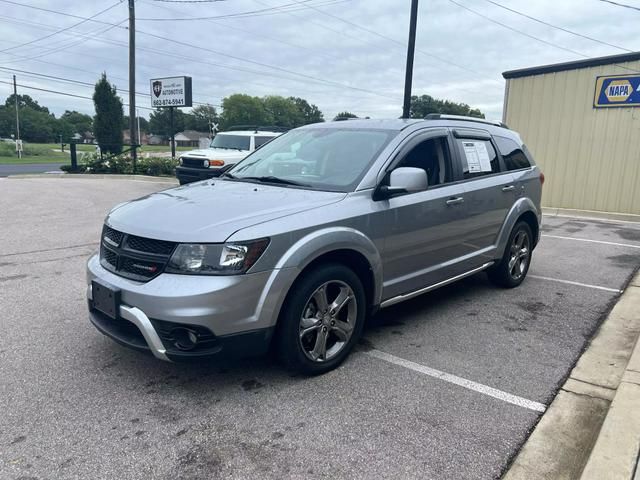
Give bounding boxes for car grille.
[181,157,208,169]
[99,225,176,282]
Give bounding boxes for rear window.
[210,134,250,151]
[254,136,275,148]
[495,136,532,171]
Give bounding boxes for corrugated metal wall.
[504,60,640,215]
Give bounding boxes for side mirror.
[375,167,428,200]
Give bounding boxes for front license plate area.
[92,280,120,320]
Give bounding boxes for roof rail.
[424,113,508,129]
[225,125,290,133]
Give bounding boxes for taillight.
[539,171,545,186]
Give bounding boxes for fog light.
[171,328,199,351]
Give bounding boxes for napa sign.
[594,74,640,108]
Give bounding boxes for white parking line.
[542,234,640,250]
[528,275,623,294]
[366,349,547,413]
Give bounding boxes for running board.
[380,262,494,308]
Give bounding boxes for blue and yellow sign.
[594,74,640,108]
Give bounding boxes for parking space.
[1,178,639,479]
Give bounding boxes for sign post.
[150,76,192,160]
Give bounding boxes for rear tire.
[487,221,533,288]
[276,263,366,375]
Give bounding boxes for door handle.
[501,185,515,192]
[446,197,464,206]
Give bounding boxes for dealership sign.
[594,74,640,108]
[150,76,192,108]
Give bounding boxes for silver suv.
[87,115,542,374]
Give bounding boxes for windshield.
[227,128,396,192]
[210,134,250,151]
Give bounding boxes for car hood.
[106,180,346,243]
[180,148,248,160]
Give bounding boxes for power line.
[597,0,640,12]
[137,0,344,21]
[286,0,504,87]
[0,67,222,107]
[0,0,399,101]
[480,0,632,52]
[0,2,122,54]
[138,0,371,70]
[447,0,589,58]
[151,0,229,2]
[448,0,640,74]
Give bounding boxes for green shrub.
[61,152,177,177]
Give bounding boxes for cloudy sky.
[0,0,638,122]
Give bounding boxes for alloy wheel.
[298,280,357,362]
[508,230,530,280]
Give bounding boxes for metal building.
[502,52,640,216]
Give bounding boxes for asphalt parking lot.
[1,177,639,480]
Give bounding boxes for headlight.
[203,159,210,167]
[178,157,183,165]
[165,238,269,275]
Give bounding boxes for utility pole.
[13,75,21,159]
[402,0,419,119]
[137,108,141,146]
[128,0,138,169]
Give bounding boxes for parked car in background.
[87,115,543,375]
[175,126,286,184]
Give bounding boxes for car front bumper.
[175,165,228,184]
[86,254,297,361]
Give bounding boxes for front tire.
[487,221,533,288]
[276,263,366,375]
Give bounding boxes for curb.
[7,173,178,184]
[580,322,640,479]
[542,207,640,224]
[504,272,640,480]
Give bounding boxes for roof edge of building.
[502,51,640,79]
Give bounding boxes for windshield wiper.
[221,172,235,179]
[236,176,311,187]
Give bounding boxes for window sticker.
[462,141,492,173]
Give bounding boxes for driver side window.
[394,136,452,187]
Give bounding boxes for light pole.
[128,0,138,168]
[402,0,419,119]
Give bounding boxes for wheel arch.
[495,197,541,258]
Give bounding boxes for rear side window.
[455,138,499,179]
[254,136,275,148]
[495,136,531,171]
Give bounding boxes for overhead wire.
[0,1,123,54]
[285,0,504,88]
[447,0,640,73]
[479,0,633,52]
[597,0,640,12]
[0,0,401,101]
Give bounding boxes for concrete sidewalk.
[504,272,640,480]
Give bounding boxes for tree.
[219,94,271,130]
[262,95,302,129]
[289,97,324,124]
[0,95,59,142]
[184,104,218,132]
[123,115,149,134]
[4,94,49,113]
[333,111,358,121]
[61,110,92,136]
[409,94,484,119]
[149,108,185,138]
[93,73,124,154]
